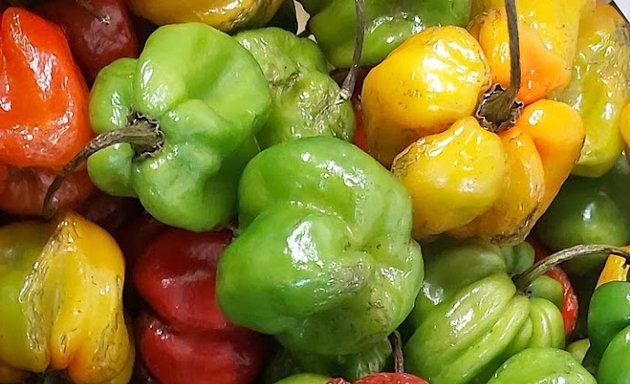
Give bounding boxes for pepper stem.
[514,245,630,291]
[42,114,164,219]
[388,330,405,374]
[335,0,366,104]
[74,0,111,24]
[475,0,523,132]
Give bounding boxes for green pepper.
[535,155,630,274]
[275,374,330,384]
[85,23,272,231]
[487,348,596,384]
[235,27,355,149]
[404,239,566,384]
[266,339,391,382]
[567,339,591,364]
[550,4,630,177]
[216,137,423,356]
[584,281,630,383]
[298,0,472,68]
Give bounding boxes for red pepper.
[134,228,269,384]
[329,373,430,384]
[34,0,140,84]
[0,7,94,216]
[529,237,579,337]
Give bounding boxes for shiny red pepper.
[0,7,94,216]
[530,238,579,337]
[134,228,269,384]
[34,0,139,84]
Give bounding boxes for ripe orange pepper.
[0,8,94,216]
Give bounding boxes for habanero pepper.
[127,0,284,32]
[299,0,473,69]
[45,22,273,231]
[0,7,94,217]
[134,228,269,384]
[404,239,570,384]
[0,211,134,384]
[363,0,585,245]
[550,4,630,177]
[34,0,140,84]
[584,255,630,383]
[216,137,423,356]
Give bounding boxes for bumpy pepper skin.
[34,0,139,84]
[362,26,492,166]
[127,0,283,32]
[551,4,630,177]
[217,137,423,356]
[0,8,94,216]
[486,348,596,384]
[235,27,355,149]
[87,23,272,231]
[536,155,630,272]
[472,0,594,103]
[0,212,133,384]
[134,229,268,384]
[300,0,472,69]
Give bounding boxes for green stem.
[475,0,523,132]
[514,245,630,291]
[336,0,366,104]
[42,117,163,219]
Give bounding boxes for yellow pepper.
[365,0,586,244]
[597,252,630,288]
[551,4,630,177]
[0,211,134,384]
[622,103,630,161]
[127,0,284,32]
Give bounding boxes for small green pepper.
[298,0,472,68]
[216,137,423,356]
[86,23,272,231]
[275,374,330,384]
[235,27,355,149]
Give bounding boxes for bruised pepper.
[0,211,133,384]
[216,137,423,356]
[127,0,284,32]
[363,0,585,244]
[550,4,630,177]
[45,22,273,231]
[0,8,94,217]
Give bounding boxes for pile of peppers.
[1,0,630,383]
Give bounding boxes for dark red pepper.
[133,228,269,384]
[34,0,139,84]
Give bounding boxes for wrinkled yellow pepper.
[0,211,134,384]
[127,0,284,32]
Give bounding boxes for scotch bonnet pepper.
[0,8,94,216]
[0,211,133,384]
[363,0,586,245]
[127,0,284,32]
[235,27,355,149]
[61,23,272,231]
[298,0,473,68]
[217,137,423,356]
[404,239,568,384]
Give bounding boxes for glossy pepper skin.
[404,239,566,384]
[535,155,630,273]
[34,0,140,84]
[486,348,596,384]
[217,137,423,356]
[0,211,134,384]
[87,23,272,231]
[299,0,472,69]
[235,27,355,149]
[127,0,283,32]
[134,228,268,384]
[0,8,94,216]
[585,281,630,383]
[550,4,630,177]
